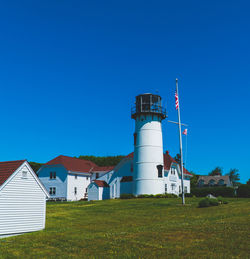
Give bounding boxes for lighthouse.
[131,93,167,195]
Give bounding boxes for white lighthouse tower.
[132,93,166,196]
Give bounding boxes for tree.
[227,168,240,186]
[29,162,44,175]
[189,171,199,189]
[208,167,223,176]
[247,179,250,185]
[77,155,125,166]
[174,154,185,166]
[174,154,181,164]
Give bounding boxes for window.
[209,179,215,186]
[96,173,99,179]
[85,188,88,193]
[179,186,181,193]
[50,172,56,179]
[86,177,89,180]
[171,184,175,191]
[22,171,27,178]
[133,133,137,146]
[199,180,204,186]
[157,165,163,178]
[165,184,167,193]
[218,179,224,186]
[75,175,77,179]
[184,186,188,193]
[74,187,77,195]
[49,187,56,195]
[171,168,175,175]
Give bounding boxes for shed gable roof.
[93,180,109,187]
[0,160,26,186]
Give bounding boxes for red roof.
[164,151,192,176]
[44,155,114,173]
[93,180,109,187]
[92,165,115,172]
[0,160,26,186]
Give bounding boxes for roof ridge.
[0,159,26,164]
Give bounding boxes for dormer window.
[209,179,215,186]
[218,179,224,186]
[171,168,175,175]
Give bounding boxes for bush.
[198,197,219,207]
[237,184,250,198]
[161,193,178,198]
[137,194,154,198]
[192,187,235,197]
[217,196,228,204]
[120,193,135,199]
[136,193,178,198]
[154,194,165,198]
[179,193,194,198]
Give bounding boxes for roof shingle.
[93,180,109,187]
[44,155,114,173]
[0,160,26,186]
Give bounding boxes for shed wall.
[0,165,46,237]
[88,184,99,201]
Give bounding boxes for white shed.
[0,160,49,238]
[88,180,110,201]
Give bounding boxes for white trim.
[68,171,92,176]
[0,161,49,198]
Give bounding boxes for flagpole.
[185,131,188,170]
[176,78,185,205]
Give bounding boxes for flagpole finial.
[176,78,178,82]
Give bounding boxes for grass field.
[0,198,250,259]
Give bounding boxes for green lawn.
[0,198,250,259]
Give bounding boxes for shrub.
[137,194,154,198]
[120,193,135,199]
[154,194,165,198]
[217,196,228,204]
[192,187,235,197]
[237,184,250,198]
[198,197,219,207]
[179,193,194,198]
[135,193,178,198]
[163,193,178,198]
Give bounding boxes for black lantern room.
[131,93,166,119]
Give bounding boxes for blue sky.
[0,1,249,183]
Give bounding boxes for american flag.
[182,129,188,135]
[175,91,179,110]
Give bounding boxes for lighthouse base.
[133,179,165,196]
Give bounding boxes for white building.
[87,151,192,200]
[88,93,192,200]
[38,155,113,201]
[0,160,49,238]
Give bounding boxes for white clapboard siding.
[0,163,47,237]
